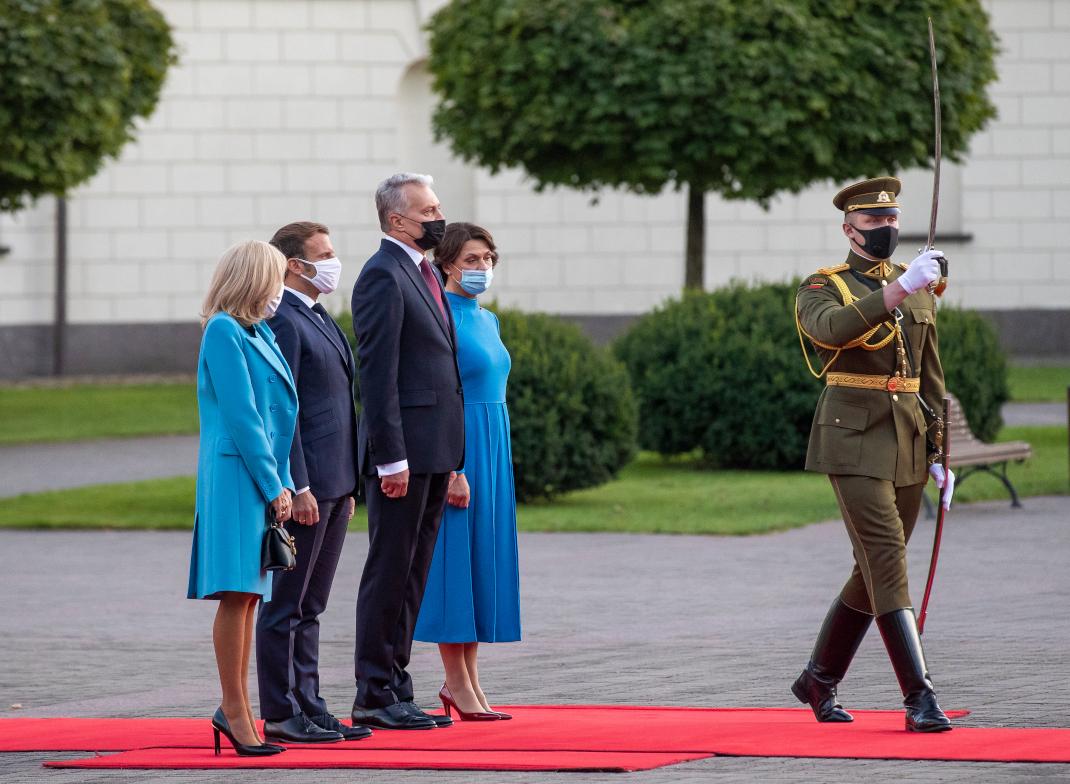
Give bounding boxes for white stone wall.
[0,0,1066,328]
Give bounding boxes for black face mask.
[411,218,446,251]
[852,224,898,260]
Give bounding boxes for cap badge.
[877,191,891,203]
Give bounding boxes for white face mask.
[299,257,342,295]
[264,283,285,317]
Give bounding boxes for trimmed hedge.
[335,308,638,501]
[614,283,1011,469]
[936,306,1009,441]
[614,284,821,469]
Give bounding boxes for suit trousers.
[256,495,350,720]
[354,472,450,708]
[829,475,926,617]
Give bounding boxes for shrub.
[936,305,1009,441]
[615,283,1012,469]
[334,308,638,501]
[614,284,822,470]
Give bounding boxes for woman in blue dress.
[188,240,297,756]
[415,223,521,721]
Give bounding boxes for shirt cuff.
[376,459,409,477]
[295,486,310,496]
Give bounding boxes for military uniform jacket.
[797,251,946,486]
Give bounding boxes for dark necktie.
[419,258,448,323]
[311,303,345,354]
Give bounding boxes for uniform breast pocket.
[817,402,869,467]
[908,307,934,358]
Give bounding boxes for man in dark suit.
[256,221,372,744]
[350,173,465,730]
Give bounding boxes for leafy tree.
[427,0,997,288]
[0,0,177,212]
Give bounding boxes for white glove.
[929,464,956,510]
[899,249,945,294]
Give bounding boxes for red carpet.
[44,747,710,772]
[2,706,1067,771]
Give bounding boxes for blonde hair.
[201,240,286,328]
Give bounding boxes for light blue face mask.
[459,268,493,296]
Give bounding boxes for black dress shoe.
[400,700,453,727]
[263,713,344,744]
[351,702,436,730]
[309,711,374,740]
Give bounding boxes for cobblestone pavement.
[2,495,1069,782]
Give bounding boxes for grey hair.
[375,172,434,232]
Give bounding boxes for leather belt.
[826,372,921,393]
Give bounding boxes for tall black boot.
[876,609,952,733]
[791,598,873,722]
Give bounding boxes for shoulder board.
[816,264,849,275]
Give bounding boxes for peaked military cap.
[833,176,901,215]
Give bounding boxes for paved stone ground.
[2,495,1069,782]
[0,436,198,498]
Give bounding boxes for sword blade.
[926,17,942,252]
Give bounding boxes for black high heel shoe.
[212,707,286,756]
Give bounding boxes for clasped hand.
[270,489,293,521]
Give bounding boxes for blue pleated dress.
[414,292,522,643]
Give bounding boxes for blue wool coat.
[188,313,298,600]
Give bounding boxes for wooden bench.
[924,393,1032,516]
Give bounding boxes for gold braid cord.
[796,268,899,379]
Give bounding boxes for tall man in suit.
[256,221,372,744]
[350,173,465,730]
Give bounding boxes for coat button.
[269,375,277,383]
[892,394,899,402]
[456,387,463,394]
[834,418,841,424]
[270,404,279,412]
[270,431,275,438]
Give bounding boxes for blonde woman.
[187,240,297,756]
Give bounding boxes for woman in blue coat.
[188,240,297,756]
[416,223,521,721]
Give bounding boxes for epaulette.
[817,263,850,275]
[801,263,848,290]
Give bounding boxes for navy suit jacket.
[351,239,465,476]
[267,290,359,500]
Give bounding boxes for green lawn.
[0,383,197,445]
[1008,364,1070,403]
[1,426,1062,534]
[0,364,1063,447]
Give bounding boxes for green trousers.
[828,475,926,616]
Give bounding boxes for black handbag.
[261,507,297,572]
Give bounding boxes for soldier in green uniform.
[792,177,957,733]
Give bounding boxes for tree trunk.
[53,196,67,376]
[684,184,705,290]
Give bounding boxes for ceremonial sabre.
[917,20,948,636]
[918,397,951,635]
